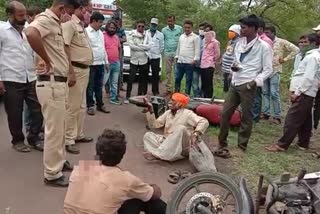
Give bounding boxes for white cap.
[229,24,241,35]
[313,24,320,31]
[151,18,159,25]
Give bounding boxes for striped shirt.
[222,38,239,73]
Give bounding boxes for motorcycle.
[166,172,255,214]
[166,169,320,214]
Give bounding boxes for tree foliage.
[119,0,320,46]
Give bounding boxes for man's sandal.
[167,170,192,184]
[213,148,231,159]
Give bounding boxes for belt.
[71,61,89,69]
[37,75,68,83]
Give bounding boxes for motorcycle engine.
[276,184,312,213]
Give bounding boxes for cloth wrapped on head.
[171,93,190,107]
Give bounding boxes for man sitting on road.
[143,93,209,161]
[64,129,166,214]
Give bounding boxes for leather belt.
[37,75,68,83]
[71,61,89,69]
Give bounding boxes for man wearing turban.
[142,93,209,161]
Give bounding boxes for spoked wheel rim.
[166,172,243,214]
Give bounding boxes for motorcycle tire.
[166,172,243,214]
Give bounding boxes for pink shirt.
[260,33,273,48]
[200,39,220,69]
[103,32,120,63]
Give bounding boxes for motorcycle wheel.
[166,172,243,214]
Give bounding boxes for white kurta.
[143,109,209,161]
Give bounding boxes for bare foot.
[143,152,159,161]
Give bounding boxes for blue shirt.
[161,25,183,56]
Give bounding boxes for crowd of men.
[1,0,320,213]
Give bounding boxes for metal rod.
[255,175,264,214]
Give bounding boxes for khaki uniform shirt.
[62,15,93,65]
[64,162,154,214]
[28,9,69,77]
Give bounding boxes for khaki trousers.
[164,55,176,92]
[65,67,89,146]
[36,80,67,180]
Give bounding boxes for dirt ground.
[0,83,229,214]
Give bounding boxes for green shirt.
[161,25,183,56]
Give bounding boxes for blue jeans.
[87,65,105,108]
[175,63,193,95]
[252,87,262,122]
[192,67,201,97]
[24,102,31,131]
[262,73,281,118]
[107,61,120,100]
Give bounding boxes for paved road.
[0,86,196,214]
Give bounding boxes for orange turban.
[171,93,190,107]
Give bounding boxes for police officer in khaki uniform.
[25,0,80,187]
[62,0,93,155]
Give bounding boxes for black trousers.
[118,199,166,214]
[3,81,43,145]
[314,90,320,129]
[223,73,231,92]
[126,63,149,98]
[278,94,314,149]
[150,58,160,95]
[201,67,214,98]
[87,65,105,108]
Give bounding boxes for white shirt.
[290,49,320,97]
[176,32,200,64]
[85,25,108,65]
[128,30,149,65]
[0,21,36,83]
[144,30,164,59]
[232,38,273,87]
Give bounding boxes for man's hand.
[105,64,110,73]
[279,57,285,64]
[68,72,76,87]
[191,60,196,66]
[246,80,256,90]
[291,94,301,103]
[150,184,162,200]
[143,97,154,113]
[0,81,6,95]
[191,132,200,146]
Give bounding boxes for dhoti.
[143,125,190,161]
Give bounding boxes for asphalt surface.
[0,85,195,214]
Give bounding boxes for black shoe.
[29,141,44,152]
[44,175,69,187]
[97,106,110,114]
[62,160,73,172]
[75,137,93,143]
[66,145,80,154]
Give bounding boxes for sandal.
[213,148,231,159]
[180,170,192,180]
[168,170,181,184]
[13,143,31,153]
[167,170,192,184]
